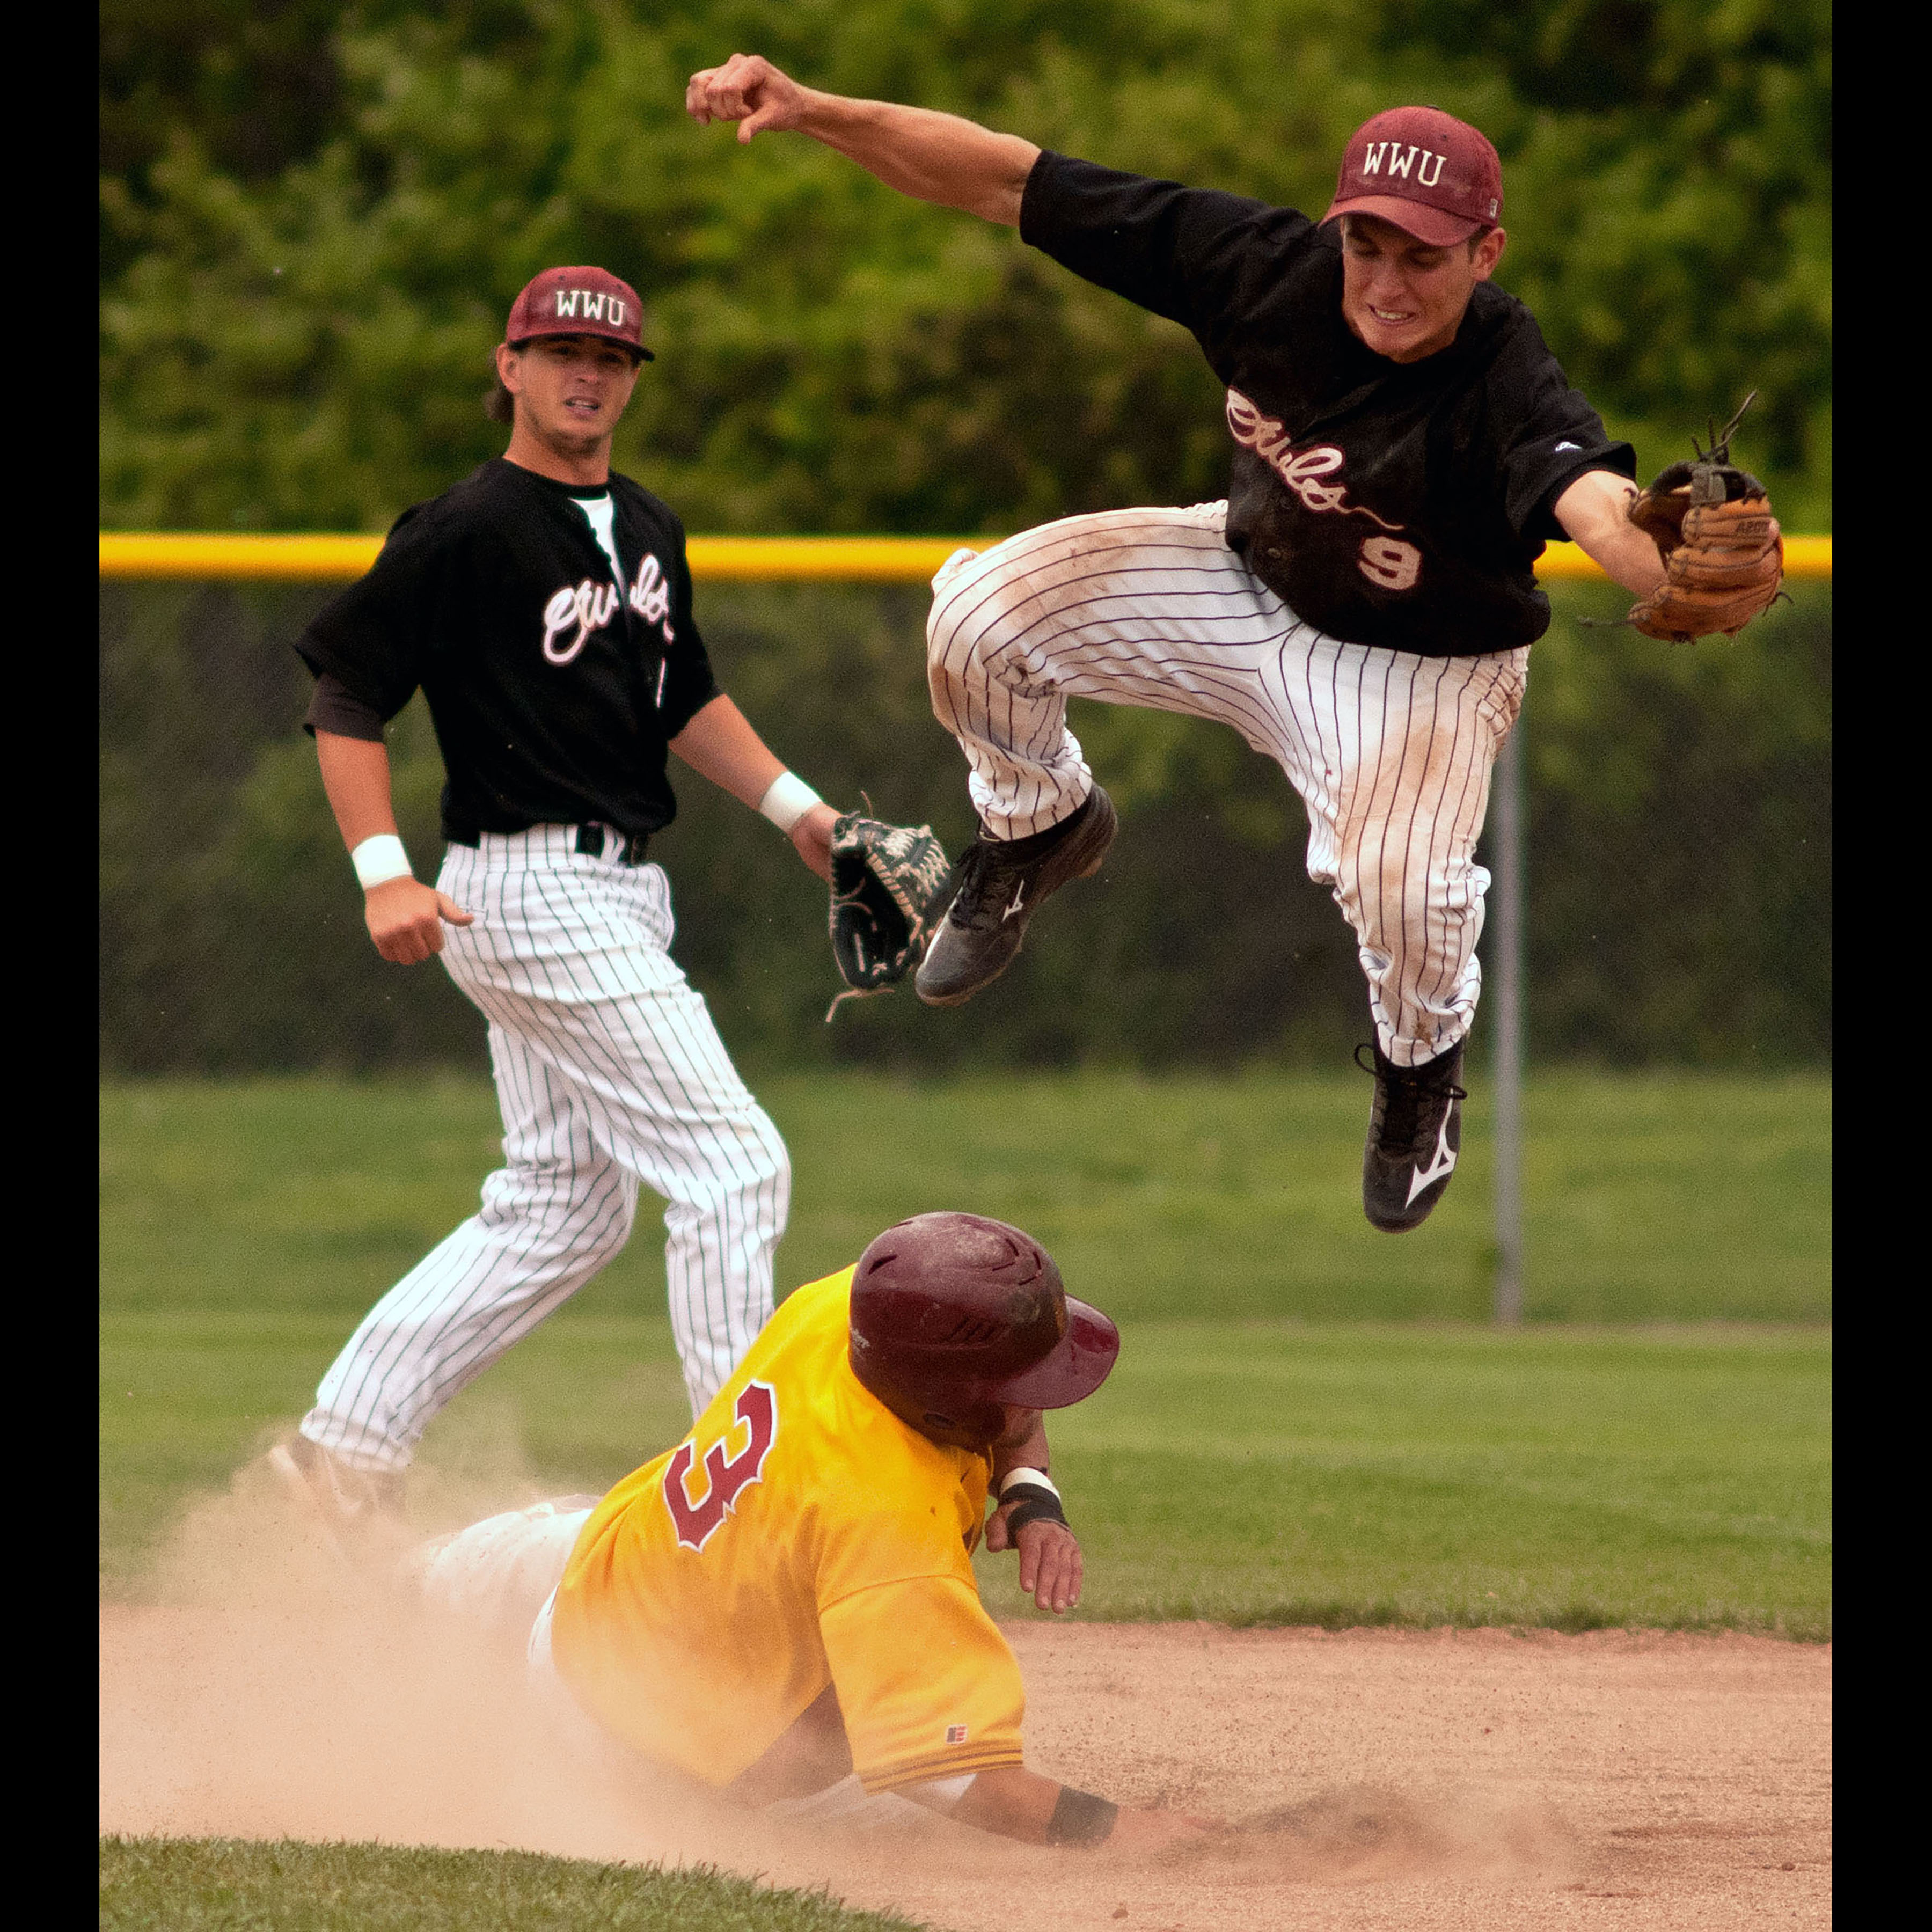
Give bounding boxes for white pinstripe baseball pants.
[301,828,789,1474]
[927,504,1528,1069]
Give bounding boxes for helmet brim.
[986,1297,1120,1409]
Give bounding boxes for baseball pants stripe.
[927,503,1527,1067]
[303,830,789,1474]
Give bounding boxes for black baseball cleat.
[1357,1040,1468,1233]
[914,785,1118,1006]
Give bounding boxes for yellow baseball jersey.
[550,1265,1028,1793]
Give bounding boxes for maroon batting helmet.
[848,1212,1121,1450]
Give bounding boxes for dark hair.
[484,357,516,425]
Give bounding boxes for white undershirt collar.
[571,493,626,594]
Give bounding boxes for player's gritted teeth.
[1339,212,1504,363]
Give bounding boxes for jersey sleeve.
[818,1576,1027,1792]
[292,506,448,721]
[1490,320,1637,543]
[1019,151,1315,341]
[657,508,721,739]
[302,670,386,742]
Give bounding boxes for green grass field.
[102,1070,1831,1324]
[99,1839,924,1931]
[100,1072,1830,1635]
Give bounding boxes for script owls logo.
[541,552,679,664]
[662,1381,779,1553]
[1225,389,1424,594]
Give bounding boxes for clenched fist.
[364,875,473,964]
[686,54,810,142]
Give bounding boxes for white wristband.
[999,1466,1060,1502]
[350,834,413,890]
[758,771,824,834]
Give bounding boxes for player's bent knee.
[737,1115,792,1189]
[926,573,1018,676]
[577,1191,640,1267]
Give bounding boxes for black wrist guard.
[1045,1783,1119,1847]
[1001,1482,1069,1535]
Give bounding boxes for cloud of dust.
[98,1444,744,1867]
[1199,1783,1581,1888]
[100,1449,1581,1930]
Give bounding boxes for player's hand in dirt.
[687,54,808,142]
[985,1503,1083,1614]
[788,802,839,883]
[1108,1806,1225,1855]
[365,876,473,964]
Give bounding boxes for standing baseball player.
[685,59,1784,1233]
[413,1211,1212,1850]
[276,266,845,1539]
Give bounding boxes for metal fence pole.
[1491,714,1525,1326]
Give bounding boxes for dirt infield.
[100,1586,1828,1930]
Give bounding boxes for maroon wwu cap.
[505,265,654,361]
[1323,106,1502,247]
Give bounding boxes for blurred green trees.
[100,0,1831,533]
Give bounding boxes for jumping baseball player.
[685,59,1784,1233]
[414,1211,1213,1850]
[276,266,848,1541]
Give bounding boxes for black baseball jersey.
[1020,154,1634,657]
[295,458,720,843]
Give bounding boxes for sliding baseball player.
[414,1212,1212,1849]
[685,58,1782,1234]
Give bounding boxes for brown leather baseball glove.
[1623,393,1784,642]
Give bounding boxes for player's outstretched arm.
[669,692,841,881]
[686,53,1039,226]
[314,730,472,964]
[1553,470,1668,597]
[904,1765,1220,1849]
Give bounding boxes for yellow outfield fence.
[99,530,1831,584]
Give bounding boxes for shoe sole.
[1363,1190,1446,1234]
[916,792,1118,1007]
[916,952,1015,1008]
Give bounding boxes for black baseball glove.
[826,813,953,1017]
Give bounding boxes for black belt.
[574,822,651,865]
[446,824,651,865]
